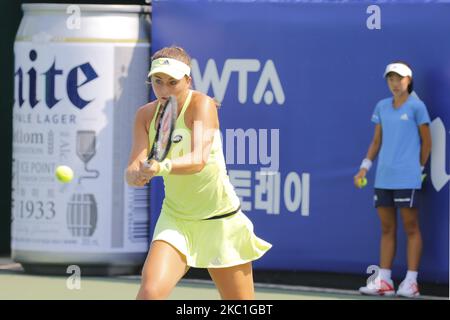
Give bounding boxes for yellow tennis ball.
[55,165,74,183]
[358,177,367,188]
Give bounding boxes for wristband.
[360,158,372,171]
[155,159,172,177]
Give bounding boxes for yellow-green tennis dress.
[149,90,272,268]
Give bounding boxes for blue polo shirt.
[371,95,430,189]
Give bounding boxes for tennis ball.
[358,177,367,188]
[55,165,74,183]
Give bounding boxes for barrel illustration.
[67,193,98,237]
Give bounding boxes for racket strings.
[149,97,177,162]
[149,100,168,159]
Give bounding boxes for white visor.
[148,58,191,80]
[383,63,412,78]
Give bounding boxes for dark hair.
[390,60,414,94]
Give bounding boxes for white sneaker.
[359,277,395,296]
[396,280,420,298]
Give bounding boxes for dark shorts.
[374,189,421,208]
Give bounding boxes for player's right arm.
[125,103,156,187]
[354,124,382,186]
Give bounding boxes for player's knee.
[219,284,255,300]
[403,221,420,236]
[380,223,396,235]
[221,291,255,300]
[137,284,167,300]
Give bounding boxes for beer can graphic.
[11,4,151,275]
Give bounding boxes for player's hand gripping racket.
[147,95,178,165]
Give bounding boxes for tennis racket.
[147,95,177,163]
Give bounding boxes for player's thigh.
[375,190,397,228]
[377,207,397,232]
[208,262,255,300]
[140,240,189,294]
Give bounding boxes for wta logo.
[191,59,285,105]
[14,49,98,110]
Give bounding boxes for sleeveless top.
[148,90,241,220]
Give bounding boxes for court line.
[0,263,446,300]
[0,263,22,270]
[179,278,446,300]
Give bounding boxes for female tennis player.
[125,46,272,300]
[355,61,432,298]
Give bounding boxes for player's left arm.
[419,124,432,167]
[169,95,218,175]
